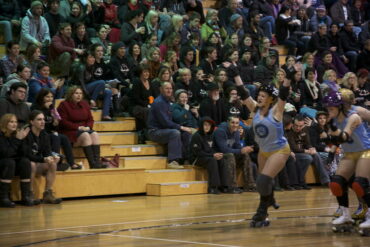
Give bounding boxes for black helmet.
[258,84,279,99]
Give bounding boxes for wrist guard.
[236,85,250,100]
[279,85,290,101]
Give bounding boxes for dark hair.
[36,61,49,72]
[25,44,40,62]
[321,50,332,59]
[16,64,31,73]
[224,48,238,61]
[128,42,141,59]
[10,82,27,93]
[225,86,237,98]
[34,88,53,108]
[135,64,150,77]
[204,46,217,57]
[305,67,316,78]
[283,113,293,127]
[126,9,143,22]
[6,40,19,54]
[59,22,71,31]
[189,11,201,21]
[294,114,305,122]
[29,110,44,122]
[89,43,104,54]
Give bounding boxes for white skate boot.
[358,209,370,236]
[332,206,354,233]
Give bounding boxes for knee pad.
[330,175,348,197]
[256,174,273,196]
[352,177,369,198]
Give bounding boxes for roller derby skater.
[234,72,291,228]
[323,91,370,234]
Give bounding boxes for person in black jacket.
[190,117,225,194]
[31,88,81,170]
[128,64,156,134]
[199,83,227,125]
[24,110,62,204]
[0,114,34,207]
[120,9,144,47]
[44,0,66,37]
[109,41,132,94]
[339,20,361,72]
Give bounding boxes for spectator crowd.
[0,0,369,206]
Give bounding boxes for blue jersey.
[253,108,288,152]
[334,107,370,152]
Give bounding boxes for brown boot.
[43,189,62,204]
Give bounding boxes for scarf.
[33,73,50,86]
[304,79,319,100]
[128,2,139,10]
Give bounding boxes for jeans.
[50,133,75,165]
[344,51,358,72]
[147,129,182,161]
[295,153,313,185]
[311,152,330,184]
[259,16,275,40]
[0,21,12,42]
[86,80,112,116]
[245,84,257,99]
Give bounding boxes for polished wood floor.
[0,188,368,247]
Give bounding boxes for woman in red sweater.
[57,86,106,169]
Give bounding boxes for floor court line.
[56,229,242,247]
[0,206,342,236]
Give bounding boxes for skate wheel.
[250,221,256,228]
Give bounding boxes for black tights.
[0,158,31,180]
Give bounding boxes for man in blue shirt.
[213,115,255,193]
[147,82,193,169]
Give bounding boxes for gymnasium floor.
[0,188,368,247]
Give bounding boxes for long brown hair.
[0,114,17,137]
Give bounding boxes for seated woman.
[300,68,322,109]
[28,62,64,103]
[171,89,198,162]
[31,88,82,170]
[24,110,62,204]
[189,117,225,194]
[128,65,156,137]
[223,87,249,121]
[70,51,113,121]
[0,114,33,207]
[57,86,106,169]
[0,64,31,99]
[23,44,43,74]
[151,66,173,98]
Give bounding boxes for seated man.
[213,115,255,193]
[147,82,192,169]
[0,83,30,127]
[286,114,330,187]
[20,1,50,52]
[49,22,84,77]
[24,110,62,204]
[199,83,227,125]
[0,41,23,81]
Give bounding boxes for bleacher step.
[145,169,197,184]
[99,132,138,145]
[94,120,136,132]
[122,156,167,169]
[72,144,165,158]
[147,181,208,196]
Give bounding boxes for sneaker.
[43,190,62,204]
[167,160,184,169]
[57,162,70,171]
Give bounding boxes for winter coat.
[20,9,50,51]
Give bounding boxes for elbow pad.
[236,85,250,100]
[279,85,290,101]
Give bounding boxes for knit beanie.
[230,13,242,23]
[31,1,43,9]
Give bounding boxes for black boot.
[252,195,270,221]
[20,182,34,206]
[0,182,15,208]
[112,94,120,117]
[83,145,98,169]
[92,145,107,168]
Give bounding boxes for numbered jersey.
[253,108,288,152]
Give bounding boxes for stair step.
[122,156,167,169]
[72,144,165,158]
[99,132,138,145]
[94,120,136,132]
[147,181,208,196]
[272,45,288,56]
[145,169,196,184]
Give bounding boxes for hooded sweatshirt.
[189,117,216,163]
[213,121,242,154]
[20,9,50,51]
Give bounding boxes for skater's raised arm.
[235,83,257,113]
[273,79,291,122]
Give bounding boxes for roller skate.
[352,202,368,225]
[332,206,355,233]
[333,206,343,218]
[250,195,271,228]
[358,210,370,236]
